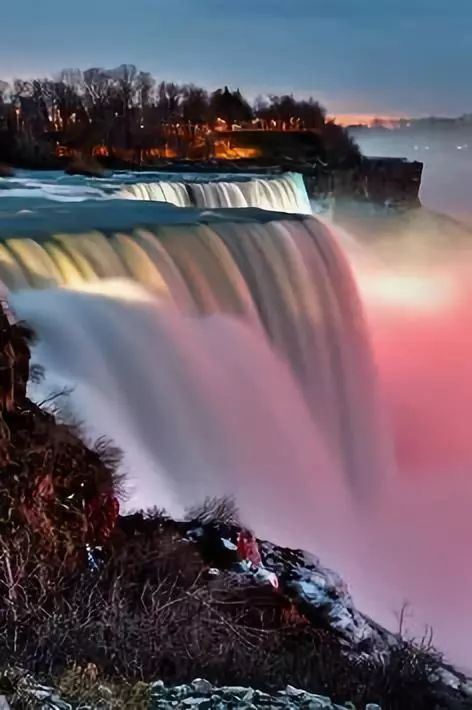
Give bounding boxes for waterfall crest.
[0,172,312,214]
[119,173,311,214]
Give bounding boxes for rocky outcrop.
[109,511,472,709]
[0,164,14,178]
[260,542,394,653]
[0,305,119,570]
[65,156,108,178]
[151,679,371,709]
[0,672,374,709]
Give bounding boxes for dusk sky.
[0,0,470,118]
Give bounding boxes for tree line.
[0,64,358,166]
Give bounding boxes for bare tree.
[136,71,155,109]
[0,81,11,103]
[181,84,210,123]
[157,81,183,121]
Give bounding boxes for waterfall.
[1,207,390,495]
[0,172,312,214]
[119,180,193,207]
[11,282,355,556]
[118,173,312,214]
[1,178,471,666]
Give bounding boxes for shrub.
[0,522,462,710]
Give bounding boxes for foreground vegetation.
[0,305,468,709]
[0,514,465,710]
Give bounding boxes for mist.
[329,208,472,669]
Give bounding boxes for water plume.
[324,205,472,667]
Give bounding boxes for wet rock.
[0,164,14,178]
[65,156,107,178]
[260,541,394,651]
[148,680,362,708]
[192,678,213,695]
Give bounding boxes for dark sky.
[1,0,470,117]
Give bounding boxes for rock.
[260,541,394,651]
[305,695,339,709]
[65,156,107,178]
[27,685,53,700]
[241,688,255,702]
[146,680,361,709]
[220,686,253,697]
[49,696,72,710]
[191,678,213,695]
[461,679,472,697]
[437,668,462,690]
[0,164,14,178]
[284,684,306,697]
[151,680,165,691]
[167,683,191,699]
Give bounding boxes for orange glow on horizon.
[331,113,404,127]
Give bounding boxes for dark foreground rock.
[0,672,377,709]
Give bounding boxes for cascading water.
[120,180,193,207]
[118,172,312,213]
[11,281,354,561]
[0,201,390,495]
[0,171,312,214]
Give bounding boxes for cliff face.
[307,157,423,207]
[0,306,119,568]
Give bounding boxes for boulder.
[0,164,14,178]
[65,156,107,178]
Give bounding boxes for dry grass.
[0,520,459,710]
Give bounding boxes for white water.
[3,213,390,497]
[119,173,312,214]
[323,208,472,668]
[0,171,312,214]
[11,282,356,568]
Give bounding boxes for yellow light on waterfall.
[65,278,158,304]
